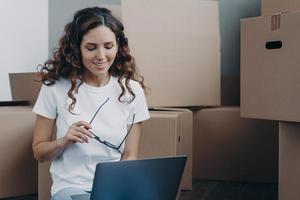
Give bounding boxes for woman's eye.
[86,46,96,51]
[105,45,113,49]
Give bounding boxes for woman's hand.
[33,116,94,162]
[61,121,93,147]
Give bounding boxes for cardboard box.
[9,72,42,105]
[38,131,56,200]
[241,12,300,122]
[193,107,278,183]
[139,109,193,190]
[122,0,220,107]
[0,106,37,198]
[38,162,52,200]
[279,122,300,200]
[262,0,300,16]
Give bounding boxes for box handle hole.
[265,41,282,49]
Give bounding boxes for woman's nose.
[96,48,105,60]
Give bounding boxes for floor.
[2,194,37,200]
[2,180,277,200]
[180,180,278,200]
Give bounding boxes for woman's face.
[80,25,118,79]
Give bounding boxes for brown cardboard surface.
[139,109,193,190]
[38,131,56,200]
[262,0,300,16]
[241,12,300,122]
[0,106,37,198]
[9,72,42,105]
[193,107,278,183]
[38,162,52,200]
[279,122,300,200]
[122,0,220,107]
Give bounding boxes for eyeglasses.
[88,97,135,154]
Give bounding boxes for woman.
[32,7,150,200]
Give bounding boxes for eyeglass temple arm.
[89,97,110,124]
[89,129,120,150]
[89,130,100,140]
[116,113,136,149]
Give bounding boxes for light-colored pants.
[50,187,89,200]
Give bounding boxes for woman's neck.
[83,72,110,87]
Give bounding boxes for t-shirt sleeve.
[32,84,57,119]
[127,82,150,124]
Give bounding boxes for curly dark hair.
[38,7,146,113]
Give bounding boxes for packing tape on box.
[271,13,281,31]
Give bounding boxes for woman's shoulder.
[54,78,70,88]
[41,78,70,92]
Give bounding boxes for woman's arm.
[121,122,142,160]
[32,114,92,162]
[32,115,64,162]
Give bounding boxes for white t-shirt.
[33,76,150,195]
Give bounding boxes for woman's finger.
[73,121,92,129]
[75,126,94,138]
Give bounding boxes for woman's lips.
[93,62,107,70]
[95,66,105,71]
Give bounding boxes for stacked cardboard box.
[122,0,220,108]
[187,0,279,185]
[193,107,278,183]
[38,161,52,200]
[0,106,37,198]
[9,72,41,105]
[241,0,300,199]
[139,109,193,190]
[279,122,300,200]
[241,9,300,122]
[0,73,41,198]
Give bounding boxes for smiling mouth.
[93,62,106,66]
[94,65,106,71]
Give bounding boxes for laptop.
[71,155,187,200]
[0,100,29,106]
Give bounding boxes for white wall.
[0,0,48,101]
[49,0,120,54]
